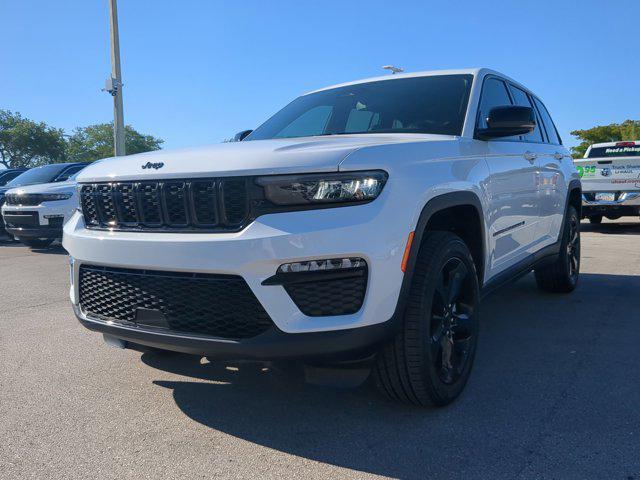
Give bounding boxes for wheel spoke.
[571,228,579,245]
[452,312,473,337]
[447,261,468,305]
[570,255,579,274]
[440,333,454,383]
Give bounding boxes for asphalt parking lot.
[1,219,639,480]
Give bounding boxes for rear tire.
[374,231,480,407]
[588,215,602,224]
[535,205,580,293]
[20,238,53,249]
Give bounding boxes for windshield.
[5,164,67,187]
[247,74,473,140]
[588,144,640,158]
[0,170,24,187]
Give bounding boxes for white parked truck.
[574,141,640,224]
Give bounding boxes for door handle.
[553,152,564,160]
[523,151,537,163]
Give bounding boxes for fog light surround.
[264,257,369,316]
[277,257,366,274]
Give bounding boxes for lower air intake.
[79,265,274,339]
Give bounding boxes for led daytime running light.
[278,257,366,274]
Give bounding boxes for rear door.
[528,95,568,244]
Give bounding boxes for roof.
[305,67,521,95]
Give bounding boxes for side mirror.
[477,106,535,140]
[233,130,253,142]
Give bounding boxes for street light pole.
[108,0,125,156]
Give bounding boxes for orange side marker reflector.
[401,231,415,273]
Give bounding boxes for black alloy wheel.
[566,213,580,282]
[429,257,475,385]
[535,205,580,293]
[374,231,480,407]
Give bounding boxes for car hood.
[3,180,77,196]
[76,134,454,183]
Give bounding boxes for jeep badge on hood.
[142,162,164,170]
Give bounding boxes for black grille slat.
[191,180,218,226]
[79,265,274,339]
[96,184,117,226]
[220,178,248,226]
[79,177,250,232]
[162,181,189,226]
[80,185,99,226]
[114,183,138,224]
[138,182,162,226]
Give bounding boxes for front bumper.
[72,304,398,360]
[582,192,640,216]
[5,224,63,239]
[64,186,411,346]
[2,199,76,239]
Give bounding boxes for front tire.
[374,231,480,407]
[535,205,580,293]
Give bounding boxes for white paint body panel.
[65,68,578,334]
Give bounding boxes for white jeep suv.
[64,68,581,406]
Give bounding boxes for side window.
[275,105,332,138]
[55,165,85,182]
[533,98,561,145]
[508,85,543,143]
[476,78,513,131]
[477,77,522,141]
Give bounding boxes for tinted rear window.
[588,145,640,158]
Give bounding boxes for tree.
[66,123,163,162]
[0,110,67,168]
[570,120,640,158]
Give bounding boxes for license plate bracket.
[595,192,616,202]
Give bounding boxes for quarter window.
[533,97,561,145]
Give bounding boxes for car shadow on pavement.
[580,220,640,235]
[0,241,67,254]
[141,272,640,479]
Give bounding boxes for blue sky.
[1,0,638,150]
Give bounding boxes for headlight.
[255,171,387,206]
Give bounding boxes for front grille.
[284,269,367,316]
[5,194,43,206]
[79,265,275,339]
[80,178,250,232]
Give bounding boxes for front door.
[476,77,540,278]
[485,142,541,274]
